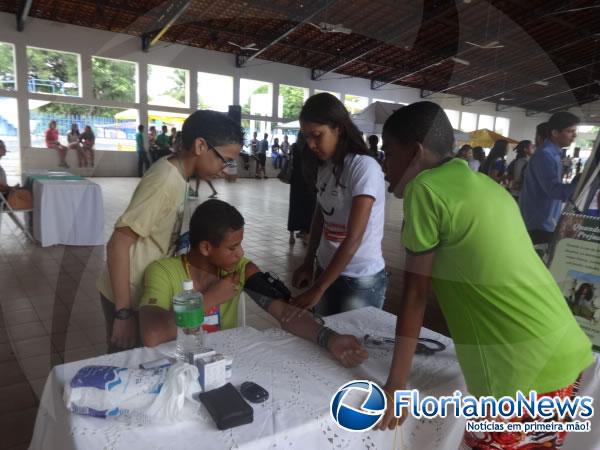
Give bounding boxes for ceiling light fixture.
[465,40,504,49]
[534,80,549,86]
[451,57,470,66]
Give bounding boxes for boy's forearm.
[386,286,428,389]
[140,309,177,347]
[107,229,137,310]
[268,300,323,344]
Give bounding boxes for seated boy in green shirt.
[376,102,594,447]
[139,199,368,368]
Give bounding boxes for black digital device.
[198,383,253,430]
[240,381,269,403]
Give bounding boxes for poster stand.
[548,131,600,351]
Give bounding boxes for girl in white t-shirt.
[284,93,387,319]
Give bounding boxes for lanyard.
[181,254,223,282]
[182,254,191,278]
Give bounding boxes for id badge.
[203,306,220,333]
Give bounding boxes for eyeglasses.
[207,143,237,169]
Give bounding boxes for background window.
[460,112,478,132]
[240,79,273,117]
[29,100,136,151]
[0,42,16,91]
[147,110,188,135]
[26,47,80,96]
[0,97,19,183]
[147,64,189,108]
[242,120,297,156]
[198,72,233,112]
[92,56,137,103]
[495,117,510,137]
[279,84,308,119]
[344,94,369,114]
[444,109,460,129]
[478,114,494,130]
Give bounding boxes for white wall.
[572,100,600,124]
[0,12,549,177]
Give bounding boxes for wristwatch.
[114,308,135,320]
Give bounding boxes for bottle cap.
[183,279,194,291]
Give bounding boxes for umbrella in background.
[468,128,518,147]
[351,101,403,134]
[454,129,470,146]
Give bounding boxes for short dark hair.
[189,199,245,248]
[473,146,486,162]
[457,144,472,158]
[536,122,550,141]
[383,101,454,157]
[367,135,379,147]
[138,125,144,132]
[162,125,168,132]
[548,112,580,133]
[181,110,243,151]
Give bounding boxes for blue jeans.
[315,268,388,316]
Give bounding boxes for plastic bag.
[64,362,201,424]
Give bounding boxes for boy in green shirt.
[139,199,368,368]
[377,102,593,447]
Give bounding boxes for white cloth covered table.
[21,170,74,185]
[32,178,105,247]
[29,307,600,450]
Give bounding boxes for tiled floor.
[0,176,416,449]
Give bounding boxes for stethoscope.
[363,334,447,356]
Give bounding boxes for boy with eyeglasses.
[97,110,243,353]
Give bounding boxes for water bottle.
[173,279,204,361]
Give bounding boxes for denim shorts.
[315,268,389,316]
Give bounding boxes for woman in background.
[45,120,69,168]
[80,125,96,167]
[480,139,509,183]
[67,123,84,168]
[472,146,486,172]
[507,140,534,201]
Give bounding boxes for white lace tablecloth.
[29,307,600,450]
[32,178,105,247]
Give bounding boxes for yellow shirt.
[139,256,251,330]
[97,157,187,308]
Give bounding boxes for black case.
[198,383,254,430]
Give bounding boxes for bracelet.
[316,326,338,349]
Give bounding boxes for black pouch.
[245,272,292,301]
[198,383,254,430]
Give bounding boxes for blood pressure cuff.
[244,272,292,311]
